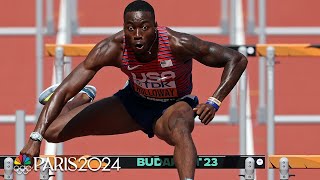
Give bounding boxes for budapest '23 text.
[197,157,219,168]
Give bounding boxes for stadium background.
[0,0,320,179]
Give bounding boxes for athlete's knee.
[157,102,195,146]
[168,110,195,145]
[168,103,195,132]
[169,119,193,146]
[43,133,60,143]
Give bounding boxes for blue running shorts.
[113,84,199,138]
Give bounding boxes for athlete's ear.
[155,21,158,27]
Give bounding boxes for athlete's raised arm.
[168,28,248,124]
[20,32,124,157]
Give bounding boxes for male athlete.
[20,1,248,179]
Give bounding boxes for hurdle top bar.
[269,155,320,169]
[45,44,320,57]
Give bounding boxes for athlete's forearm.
[212,56,248,101]
[32,64,97,139]
[33,92,67,138]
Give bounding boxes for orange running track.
[0,0,320,179]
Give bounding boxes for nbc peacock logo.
[13,155,33,175]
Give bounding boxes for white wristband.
[30,132,43,142]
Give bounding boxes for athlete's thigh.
[153,101,195,143]
[47,96,142,141]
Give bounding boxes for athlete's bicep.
[83,36,121,71]
[179,33,243,67]
[59,36,122,100]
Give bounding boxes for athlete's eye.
[142,26,148,31]
[128,26,134,31]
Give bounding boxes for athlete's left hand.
[193,103,217,125]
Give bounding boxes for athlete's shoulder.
[164,27,185,37]
[164,27,184,43]
[165,27,201,47]
[86,30,124,68]
[107,30,124,46]
[100,30,125,55]
[106,30,124,67]
[163,27,196,60]
[92,30,124,53]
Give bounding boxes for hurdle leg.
[15,110,26,180]
[247,0,255,34]
[55,46,64,84]
[46,0,55,35]
[220,0,229,34]
[70,0,78,34]
[35,0,44,118]
[266,46,275,180]
[257,0,267,124]
[238,46,248,179]
[15,110,26,155]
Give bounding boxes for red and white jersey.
[121,26,193,101]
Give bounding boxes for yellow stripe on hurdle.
[269,155,320,169]
[257,44,320,57]
[45,44,320,57]
[45,44,95,57]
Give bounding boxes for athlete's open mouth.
[135,44,144,50]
